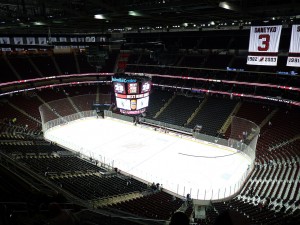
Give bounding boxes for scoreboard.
[112,76,151,115]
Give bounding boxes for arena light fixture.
[219,2,230,10]
[219,1,239,11]
[94,14,106,19]
[33,21,46,26]
[128,11,142,17]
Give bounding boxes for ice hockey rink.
[44,117,252,200]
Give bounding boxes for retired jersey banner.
[14,37,24,45]
[38,37,47,45]
[0,37,10,44]
[70,37,77,42]
[26,37,35,45]
[247,25,282,66]
[287,25,300,67]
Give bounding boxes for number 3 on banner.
[258,34,270,51]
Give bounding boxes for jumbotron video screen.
[112,75,151,115]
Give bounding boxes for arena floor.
[44,117,251,200]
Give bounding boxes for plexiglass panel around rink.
[39,94,111,131]
[40,95,259,201]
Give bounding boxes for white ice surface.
[45,117,251,200]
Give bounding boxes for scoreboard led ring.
[112,75,151,115]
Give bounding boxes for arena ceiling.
[0,0,299,33]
